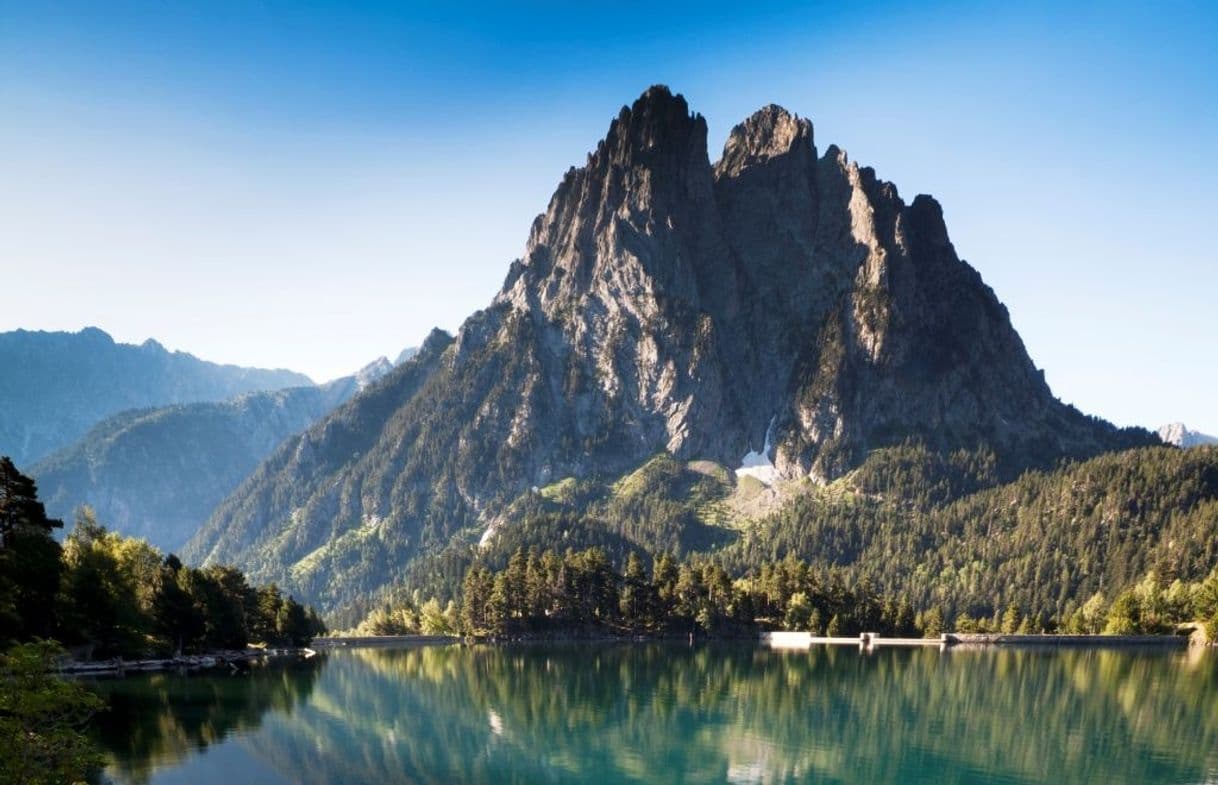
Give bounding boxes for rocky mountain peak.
[605,85,707,161]
[906,193,951,249]
[491,85,1151,481]
[716,104,813,176]
[188,87,1157,607]
[500,86,727,329]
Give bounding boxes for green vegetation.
[0,457,328,785]
[474,453,739,566]
[0,455,328,785]
[1,456,325,658]
[365,545,1218,643]
[367,443,1218,638]
[723,444,1218,627]
[359,547,924,639]
[0,458,63,645]
[0,641,105,785]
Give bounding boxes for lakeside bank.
[59,629,1211,677]
[58,646,315,676]
[762,630,1202,650]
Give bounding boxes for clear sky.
[2,1,1215,433]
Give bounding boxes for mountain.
[355,357,394,389]
[183,87,1155,608]
[28,359,398,553]
[1157,422,1218,448]
[0,327,311,466]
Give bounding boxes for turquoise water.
[89,642,1218,785]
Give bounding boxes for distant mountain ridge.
[29,351,407,552]
[0,327,311,466]
[183,87,1155,609]
[1157,422,1218,448]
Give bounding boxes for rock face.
[185,87,1154,607]
[31,360,394,553]
[0,327,312,467]
[1157,423,1218,448]
[492,87,1149,481]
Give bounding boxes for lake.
[88,642,1218,785]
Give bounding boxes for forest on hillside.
[358,444,1218,636]
[356,543,1218,642]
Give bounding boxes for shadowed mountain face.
[0,327,311,467]
[183,87,1154,607]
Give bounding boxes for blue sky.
[1,1,1215,433]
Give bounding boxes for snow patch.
[735,416,777,486]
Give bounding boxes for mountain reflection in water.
[91,643,1218,785]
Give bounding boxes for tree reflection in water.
[93,644,1218,785]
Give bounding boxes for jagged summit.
[610,85,706,154]
[186,87,1156,607]
[717,104,813,175]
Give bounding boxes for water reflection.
[93,643,1218,785]
[90,657,321,785]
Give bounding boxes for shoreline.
[763,631,1201,650]
[319,630,1210,650]
[57,631,1211,676]
[58,646,315,677]
[311,634,456,648]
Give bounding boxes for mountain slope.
[185,87,1155,608]
[0,327,311,466]
[29,357,399,553]
[724,443,1218,622]
[391,442,1218,628]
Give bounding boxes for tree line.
[360,547,928,639]
[1,457,325,658]
[359,543,1218,641]
[1,455,328,785]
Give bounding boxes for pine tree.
[0,457,63,643]
[619,552,650,632]
[151,556,204,654]
[1001,604,1022,634]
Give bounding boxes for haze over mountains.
[0,327,311,467]
[29,355,399,552]
[0,326,417,551]
[180,87,1158,609]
